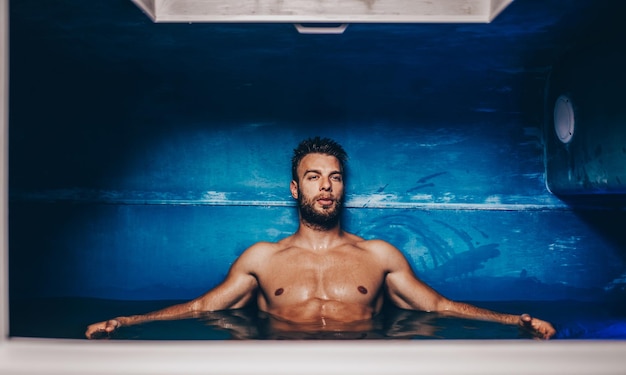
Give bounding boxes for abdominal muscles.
[265,297,377,325]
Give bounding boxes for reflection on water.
[9,298,626,340]
[111,306,525,340]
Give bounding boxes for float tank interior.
[7,0,626,340]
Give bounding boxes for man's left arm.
[375,240,556,339]
[430,298,556,339]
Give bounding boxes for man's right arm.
[85,244,265,339]
[375,240,556,339]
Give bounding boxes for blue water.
[10,298,626,340]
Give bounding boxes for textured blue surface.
[8,0,626,304]
[545,38,626,194]
[10,202,625,301]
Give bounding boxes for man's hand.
[519,313,556,339]
[85,319,122,339]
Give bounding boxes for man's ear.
[290,180,299,199]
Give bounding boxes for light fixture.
[553,95,575,144]
[130,0,514,33]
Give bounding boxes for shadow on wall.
[348,209,624,302]
[541,12,626,300]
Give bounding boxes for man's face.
[290,153,344,230]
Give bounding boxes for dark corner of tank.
[542,7,626,306]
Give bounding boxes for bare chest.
[256,248,385,307]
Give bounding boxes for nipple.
[357,286,368,295]
[274,288,284,296]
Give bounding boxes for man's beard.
[297,189,343,231]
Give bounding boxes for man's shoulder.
[243,240,282,254]
[234,241,282,269]
[242,236,300,256]
[350,237,409,271]
[348,234,397,253]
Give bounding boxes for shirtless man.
[85,137,556,339]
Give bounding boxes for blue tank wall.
[8,0,626,303]
[544,38,626,195]
[9,118,626,302]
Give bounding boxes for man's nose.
[320,177,332,191]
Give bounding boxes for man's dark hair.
[291,137,348,182]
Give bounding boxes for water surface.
[10,298,626,340]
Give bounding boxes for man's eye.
[308,175,319,180]
[331,176,342,181]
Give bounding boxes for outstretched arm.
[416,295,555,339]
[85,247,261,339]
[377,241,556,339]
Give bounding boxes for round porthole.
[554,95,575,144]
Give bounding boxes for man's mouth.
[317,197,334,206]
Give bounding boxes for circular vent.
[554,95,575,144]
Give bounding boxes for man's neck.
[293,221,345,251]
